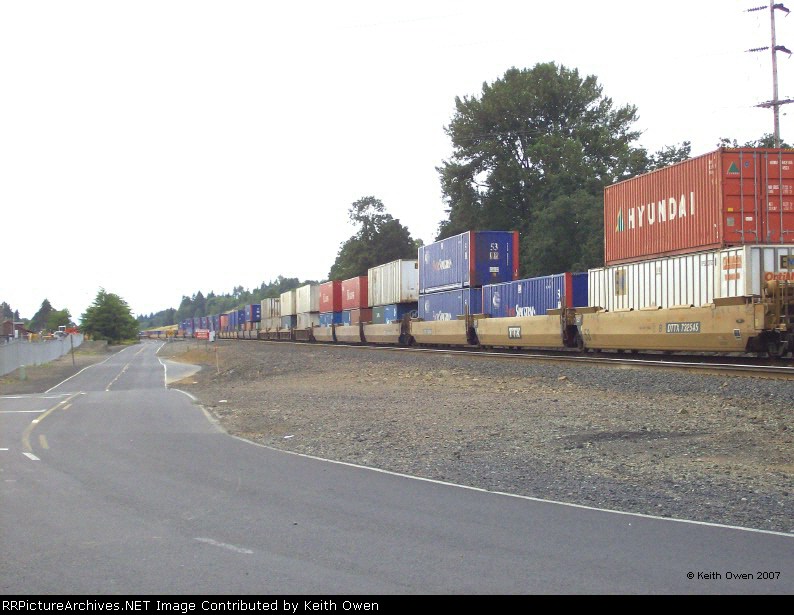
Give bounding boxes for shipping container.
[482,272,588,318]
[384,302,418,324]
[589,244,794,311]
[244,303,262,323]
[237,309,245,327]
[371,305,386,325]
[342,308,373,325]
[219,313,229,331]
[261,297,281,319]
[319,281,343,314]
[319,312,343,327]
[418,230,520,294]
[261,317,281,331]
[604,148,794,266]
[280,289,297,316]
[296,284,320,314]
[418,288,483,321]
[368,259,419,306]
[297,312,321,329]
[280,314,297,329]
[341,276,368,310]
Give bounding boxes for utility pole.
[748,1,793,147]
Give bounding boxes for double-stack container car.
[195,149,794,357]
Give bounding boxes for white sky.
[1,1,791,321]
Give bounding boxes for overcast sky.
[1,1,791,321]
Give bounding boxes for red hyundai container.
[604,148,794,266]
[341,276,368,310]
[319,280,342,314]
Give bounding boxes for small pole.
[70,334,75,366]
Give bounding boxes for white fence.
[0,334,84,377]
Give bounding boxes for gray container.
[368,259,419,307]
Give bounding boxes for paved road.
[1,341,792,594]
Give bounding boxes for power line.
[747,1,792,146]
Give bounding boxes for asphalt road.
[1,341,792,595]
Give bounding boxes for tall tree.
[437,62,646,275]
[29,299,55,332]
[80,289,139,343]
[328,197,419,280]
[0,301,14,319]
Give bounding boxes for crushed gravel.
[158,338,794,535]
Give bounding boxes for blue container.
[571,272,588,307]
[341,310,352,326]
[319,312,343,326]
[482,272,590,318]
[211,315,219,331]
[418,230,519,293]
[280,315,297,329]
[245,303,262,323]
[230,310,237,329]
[237,309,246,326]
[384,302,418,323]
[418,289,482,321]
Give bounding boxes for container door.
[762,150,794,244]
[721,150,794,244]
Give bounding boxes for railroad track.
[215,336,794,380]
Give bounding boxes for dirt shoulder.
[159,339,794,535]
[0,340,120,395]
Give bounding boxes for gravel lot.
[157,338,794,535]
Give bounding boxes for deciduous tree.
[328,197,419,280]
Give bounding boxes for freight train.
[163,149,794,359]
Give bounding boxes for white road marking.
[23,452,40,461]
[0,448,9,451]
[194,537,253,554]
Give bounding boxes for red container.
[319,280,342,314]
[341,276,368,310]
[348,308,373,325]
[604,148,794,266]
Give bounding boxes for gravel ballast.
[158,339,794,535]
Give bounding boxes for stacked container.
[417,230,519,321]
[481,272,588,318]
[260,297,281,331]
[280,289,297,330]
[596,147,794,311]
[296,283,320,329]
[244,304,262,330]
[341,275,371,325]
[319,280,343,326]
[367,259,419,324]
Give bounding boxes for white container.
[260,317,280,330]
[297,312,321,329]
[261,298,281,319]
[296,284,320,314]
[589,244,794,311]
[280,289,297,316]
[368,259,419,307]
